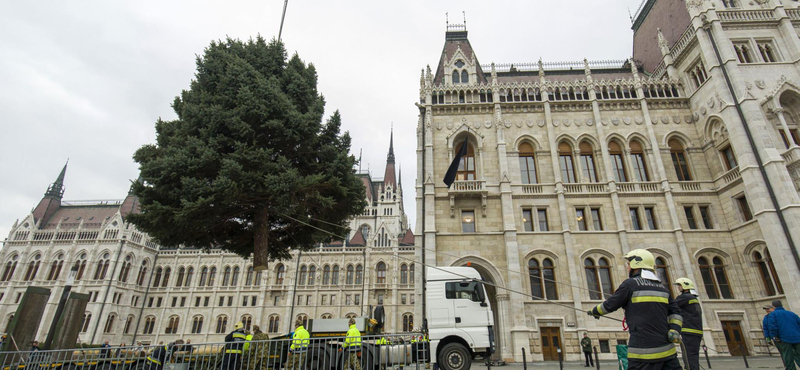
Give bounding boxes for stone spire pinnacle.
[383,127,397,188]
[387,125,395,164]
[45,160,68,198]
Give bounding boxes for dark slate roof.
[349,229,366,246]
[399,229,414,246]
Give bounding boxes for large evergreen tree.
[129,37,365,269]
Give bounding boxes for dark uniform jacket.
[224,329,248,353]
[590,270,683,362]
[675,292,702,337]
[148,345,169,366]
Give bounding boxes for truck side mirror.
[477,284,486,303]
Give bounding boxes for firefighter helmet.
[674,277,695,290]
[234,321,244,330]
[623,249,655,270]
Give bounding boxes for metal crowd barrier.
[0,333,429,370]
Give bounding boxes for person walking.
[674,278,702,370]
[588,249,683,370]
[246,325,270,370]
[343,318,362,370]
[221,322,248,370]
[285,319,309,370]
[581,333,594,367]
[144,341,184,370]
[766,300,800,370]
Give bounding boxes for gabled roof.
[433,29,488,86]
[40,205,120,230]
[349,229,366,246]
[399,229,414,246]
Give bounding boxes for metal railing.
[0,333,429,370]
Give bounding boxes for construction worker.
[674,278,702,370]
[588,249,683,370]
[246,325,270,370]
[145,340,184,370]
[343,318,362,370]
[286,319,309,370]
[220,322,247,370]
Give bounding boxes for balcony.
[715,166,742,192]
[449,180,488,218]
[563,183,607,194]
[616,182,661,194]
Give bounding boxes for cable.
[278,212,623,323]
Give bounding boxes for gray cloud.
[0,0,645,239]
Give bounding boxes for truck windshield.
[445,281,483,302]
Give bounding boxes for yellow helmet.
[234,322,244,330]
[674,277,695,290]
[624,249,655,270]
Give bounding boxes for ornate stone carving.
[515,120,522,128]
[709,120,729,143]
[661,116,670,124]
[575,119,582,127]
[587,118,594,126]
[446,121,454,130]
[755,80,766,89]
[526,120,534,128]
[474,120,481,129]
[436,121,443,130]
[601,118,609,126]
[553,119,560,127]
[564,119,572,127]
[538,119,546,127]
[684,115,693,124]
[672,116,681,124]
[612,117,621,126]
[503,120,511,128]
[707,97,715,108]
[485,121,492,128]
[635,117,643,125]
[623,117,632,125]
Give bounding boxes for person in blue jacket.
[766,299,800,370]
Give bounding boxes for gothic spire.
[383,127,397,189]
[44,160,68,198]
[387,126,395,164]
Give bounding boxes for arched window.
[585,257,614,300]
[654,257,672,296]
[245,266,254,286]
[267,315,280,333]
[720,145,738,171]
[103,314,116,333]
[519,142,538,184]
[2,256,18,282]
[47,254,64,281]
[123,315,134,334]
[461,70,469,84]
[176,267,185,287]
[136,261,147,286]
[410,264,415,282]
[579,142,598,182]
[162,267,171,287]
[222,266,231,286]
[185,267,194,287]
[376,262,386,284]
[308,266,316,286]
[191,316,204,334]
[529,258,557,300]
[208,267,217,286]
[165,316,180,334]
[630,141,649,181]
[323,265,331,285]
[452,70,460,84]
[754,249,783,296]
[669,139,692,181]
[455,140,476,181]
[143,316,156,334]
[558,142,576,183]
[403,313,414,332]
[332,265,340,284]
[118,255,132,283]
[346,265,354,285]
[199,267,208,287]
[298,266,307,286]
[321,314,333,319]
[275,264,285,285]
[698,256,733,299]
[241,315,252,331]
[81,313,92,333]
[356,264,364,285]
[75,253,87,281]
[608,141,627,182]
[297,315,308,328]
[152,266,163,288]
[232,266,240,286]
[400,264,408,284]
[216,316,228,334]
[254,270,262,286]
[90,254,107,281]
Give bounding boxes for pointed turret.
[383,127,397,189]
[32,161,68,226]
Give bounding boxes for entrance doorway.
[540,327,562,361]
[462,263,502,361]
[721,321,749,356]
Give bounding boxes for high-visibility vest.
[343,325,361,351]
[376,337,390,345]
[244,334,253,352]
[290,326,310,352]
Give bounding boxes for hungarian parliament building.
[6,0,800,363]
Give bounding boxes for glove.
[766,338,772,345]
[587,310,600,319]
[668,329,681,344]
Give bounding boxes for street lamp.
[43,265,79,349]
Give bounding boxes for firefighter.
[286,319,309,370]
[220,322,247,370]
[145,340,184,370]
[674,278,703,370]
[246,325,270,370]
[587,249,683,370]
[343,318,362,370]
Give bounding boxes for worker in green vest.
[286,319,309,370]
[343,318,362,370]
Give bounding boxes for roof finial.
[463,11,466,28]
[128,174,143,196]
[446,12,449,27]
[45,160,68,198]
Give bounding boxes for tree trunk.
[253,208,269,271]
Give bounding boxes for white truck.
[290,266,495,370]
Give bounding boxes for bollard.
[703,345,711,369]
[557,347,563,370]
[521,347,527,370]
[740,346,749,369]
[594,346,600,370]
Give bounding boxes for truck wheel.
[438,343,471,370]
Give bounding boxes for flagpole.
[277,0,289,42]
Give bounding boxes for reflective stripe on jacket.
[290,326,310,352]
[344,325,361,350]
[224,330,247,353]
[675,292,703,336]
[590,270,682,362]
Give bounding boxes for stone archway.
[450,257,508,362]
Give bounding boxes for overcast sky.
[0,0,645,240]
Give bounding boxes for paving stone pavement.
[465,355,787,370]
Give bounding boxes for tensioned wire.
[278,212,623,323]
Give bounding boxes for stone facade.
[415,2,800,363]
[0,134,416,345]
